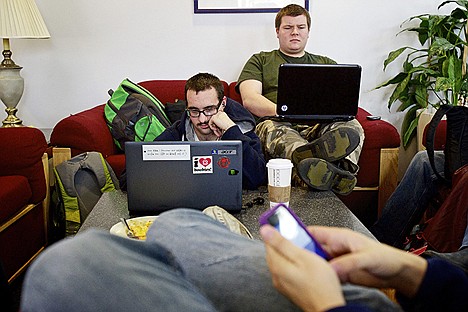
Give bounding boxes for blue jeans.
[371,151,445,247]
[21,209,400,311]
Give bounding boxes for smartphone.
[259,203,330,260]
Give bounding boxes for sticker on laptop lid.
[211,149,237,155]
[142,144,190,161]
[217,156,231,169]
[193,156,213,174]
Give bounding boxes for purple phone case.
[259,203,330,260]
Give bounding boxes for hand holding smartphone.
[259,203,330,260]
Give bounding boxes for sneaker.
[203,206,253,239]
[292,127,360,165]
[297,158,357,195]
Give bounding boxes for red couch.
[49,80,400,226]
[0,127,48,283]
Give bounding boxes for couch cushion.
[106,154,126,178]
[0,127,47,204]
[228,82,242,103]
[138,80,187,104]
[0,176,32,224]
[50,105,120,158]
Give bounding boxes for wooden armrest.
[50,147,72,187]
[378,148,399,215]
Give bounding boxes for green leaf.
[429,38,456,57]
[439,1,468,12]
[389,74,411,105]
[401,107,419,148]
[384,47,409,70]
[435,77,453,91]
[375,72,408,89]
[403,117,419,148]
[414,85,428,107]
[397,97,416,111]
[450,7,468,19]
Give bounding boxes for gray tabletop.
[80,186,373,240]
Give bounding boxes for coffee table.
[79,186,373,240]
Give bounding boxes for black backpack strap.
[425,105,452,184]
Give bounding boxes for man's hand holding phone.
[259,204,345,311]
[260,224,345,312]
[259,203,329,259]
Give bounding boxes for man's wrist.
[393,254,427,297]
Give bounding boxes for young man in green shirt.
[236,4,364,195]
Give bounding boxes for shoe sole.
[202,206,253,239]
[297,158,357,195]
[292,127,360,165]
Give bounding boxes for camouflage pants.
[255,119,364,172]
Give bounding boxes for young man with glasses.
[119,73,265,191]
[148,72,266,190]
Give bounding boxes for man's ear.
[219,96,227,111]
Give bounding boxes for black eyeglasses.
[186,103,221,118]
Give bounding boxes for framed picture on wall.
[194,0,309,14]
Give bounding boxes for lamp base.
[2,107,23,127]
[0,64,24,128]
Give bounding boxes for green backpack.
[104,78,171,151]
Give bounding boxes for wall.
[6,0,446,133]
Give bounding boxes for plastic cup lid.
[266,158,293,170]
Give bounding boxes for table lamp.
[0,0,50,127]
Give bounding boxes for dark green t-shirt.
[236,49,336,104]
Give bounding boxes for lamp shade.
[0,0,50,38]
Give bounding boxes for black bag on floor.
[426,104,468,185]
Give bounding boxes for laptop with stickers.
[273,63,362,123]
[125,140,243,216]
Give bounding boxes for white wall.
[7,0,446,131]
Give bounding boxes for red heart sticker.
[199,158,211,167]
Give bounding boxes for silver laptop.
[125,140,243,215]
[274,63,361,123]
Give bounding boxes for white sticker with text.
[142,145,190,161]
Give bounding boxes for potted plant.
[377,0,468,148]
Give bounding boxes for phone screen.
[260,204,329,260]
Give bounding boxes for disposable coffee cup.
[266,158,293,208]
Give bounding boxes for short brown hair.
[185,73,224,103]
[275,4,311,30]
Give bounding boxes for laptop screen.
[125,140,243,216]
[276,63,362,122]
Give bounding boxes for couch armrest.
[355,108,401,187]
[0,127,48,204]
[422,120,446,150]
[50,104,120,157]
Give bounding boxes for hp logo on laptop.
[280,105,288,112]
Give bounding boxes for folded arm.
[238,80,277,117]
